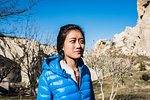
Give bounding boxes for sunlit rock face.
[92,39,112,55]
[93,0,150,57]
[0,35,57,84]
[0,55,21,83]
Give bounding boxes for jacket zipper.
[79,67,82,99]
[66,73,82,99]
[61,65,84,99]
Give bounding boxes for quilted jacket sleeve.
[37,73,52,100]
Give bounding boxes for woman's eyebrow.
[70,37,76,39]
[69,37,84,39]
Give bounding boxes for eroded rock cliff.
[93,0,150,57]
[0,35,57,84]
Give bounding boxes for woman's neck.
[64,57,78,71]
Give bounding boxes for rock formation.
[0,35,57,85]
[93,0,150,57]
[92,39,112,55]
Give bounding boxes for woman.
[37,24,95,100]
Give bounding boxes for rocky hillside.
[0,35,57,84]
[93,0,150,57]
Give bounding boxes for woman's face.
[63,30,85,60]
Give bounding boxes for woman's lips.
[75,51,82,53]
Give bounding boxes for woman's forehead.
[66,30,84,38]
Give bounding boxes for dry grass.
[93,68,150,100]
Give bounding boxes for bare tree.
[0,0,55,96]
[84,54,105,100]
[15,18,55,96]
[17,19,42,96]
[108,56,133,100]
[19,42,42,96]
[85,53,133,100]
[0,0,39,20]
[0,0,40,36]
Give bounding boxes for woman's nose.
[75,42,81,48]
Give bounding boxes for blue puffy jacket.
[37,55,95,100]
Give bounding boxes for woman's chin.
[73,54,83,59]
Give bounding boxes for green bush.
[139,62,146,71]
[121,78,125,85]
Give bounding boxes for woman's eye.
[70,40,76,43]
[80,40,85,44]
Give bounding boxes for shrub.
[120,78,125,85]
[138,62,146,71]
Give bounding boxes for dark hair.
[57,24,85,58]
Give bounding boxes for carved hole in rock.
[101,41,106,45]
[112,42,115,46]
[143,1,150,8]
[140,15,143,19]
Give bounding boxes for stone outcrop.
[0,35,57,85]
[0,55,21,83]
[93,0,150,57]
[92,39,112,55]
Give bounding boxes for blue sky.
[2,0,137,51]
[32,0,138,50]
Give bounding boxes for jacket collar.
[42,54,85,77]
